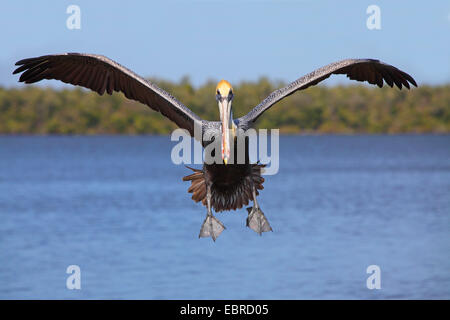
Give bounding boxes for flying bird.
[13,53,417,240]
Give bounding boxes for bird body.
[13,53,417,241]
[184,136,265,212]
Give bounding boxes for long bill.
[219,99,232,165]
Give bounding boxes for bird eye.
[217,90,220,95]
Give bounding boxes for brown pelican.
[13,53,417,240]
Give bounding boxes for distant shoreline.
[1,133,448,137]
[1,82,449,134]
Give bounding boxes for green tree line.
[0,78,448,134]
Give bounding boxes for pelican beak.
[219,98,232,165]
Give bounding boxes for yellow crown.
[216,80,233,96]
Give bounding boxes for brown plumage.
[183,163,265,212]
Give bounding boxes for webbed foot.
[246,207,273,235]
[199,215,226,241]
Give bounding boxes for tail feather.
[182,163,266,212]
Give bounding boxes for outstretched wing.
[238,59,417,125]
[13,53,202,135]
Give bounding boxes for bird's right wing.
[13,53,202,136]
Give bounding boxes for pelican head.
[216,80,235,165]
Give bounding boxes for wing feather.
[13,53,201,135]
[239,59,417,125]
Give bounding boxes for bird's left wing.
[13,53,202,136]
[238,59,417,125]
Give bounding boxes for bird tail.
[182,163,266,212]
[182,166,206,204]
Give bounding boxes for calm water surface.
[0,135,449,299]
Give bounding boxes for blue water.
[0,135,449,299]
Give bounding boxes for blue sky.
[1,0,449,87]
